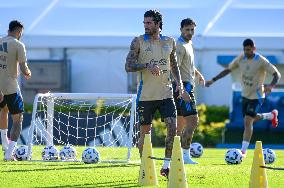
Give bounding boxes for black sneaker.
[160,168,170,179]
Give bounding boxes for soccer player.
[206,38,281,157]
[125,10,190,178]
[173,18,205,164]
[0,20,31,161]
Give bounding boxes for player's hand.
[25,71,31,80]
[264,85,273,95]
[0,91,4,103]
[199,75,205,87]
[174,81,180,92]
[179,90,191,102]
[147,64,161,76]
[205,80,214,87]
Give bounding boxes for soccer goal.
[26,93,139,163]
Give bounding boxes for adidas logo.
[145,47,151,52]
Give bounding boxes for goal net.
[27,93,139,162]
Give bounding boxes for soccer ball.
[225,148,243,165]
[42,145,59,160]
[190,142,203,158]
[263,148,276,164]
[59,145,77,160]
[14,145,29,161]
[82,147,100,164]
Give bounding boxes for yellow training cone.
[168,136,188,188]
[138,134,158,186]
[249,141,268,188]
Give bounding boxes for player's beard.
[183,34,192,41]
[245,52,254,59]
[145,28,158,36]
[186,34,193,40]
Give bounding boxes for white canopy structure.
[0,0,283,105]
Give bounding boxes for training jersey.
[0,36,27,95]
[228,53,279,99]
[136,34,175,101]
[176,36,195,86]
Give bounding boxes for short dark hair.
[9,20,24,32]
[144,9,163,30]
[243,38,255,47]
[180,18,196,28]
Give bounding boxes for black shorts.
[137,98,176,125]
[173,82,197,117]
[242,97,262,117]
[0,92,24,114]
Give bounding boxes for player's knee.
[1,106,9,113]
[12,113,23,124]
[183,127,194,138]
[176,130,183,137]
[164,117,177,132]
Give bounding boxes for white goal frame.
[27,93,137,162]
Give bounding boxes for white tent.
[0,0,283,105]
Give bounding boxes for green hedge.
[151,104,229,147]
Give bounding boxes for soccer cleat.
[183,155,198,164]
[160,167,170,179]
[271,109,278,128]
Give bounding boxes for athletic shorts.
[173,82,197,117]
[242,97,262,117]
[137,98,176,125]
[0,92,24,114]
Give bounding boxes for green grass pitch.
[0,146,283,187]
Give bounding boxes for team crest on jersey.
[162,44,171,52]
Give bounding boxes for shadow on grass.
[211,163,228,166]
[1,163,140,173]
[36,179,138,188]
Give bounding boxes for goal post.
[27,93,139,162]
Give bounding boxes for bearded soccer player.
[0,20,31,161]
[125,10,190,178]
[206,38,281,157]
[173,18,205,164]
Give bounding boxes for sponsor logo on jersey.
[0,63,7,69]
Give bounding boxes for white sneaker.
[4,155,17,161]
[2,144,8,151]
[2,146,7,152]
[183,155,198,164]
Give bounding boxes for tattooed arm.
[19,62,31,79]
[205,68,231,87]
[264,71,281,95]
[125,37,145,72]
